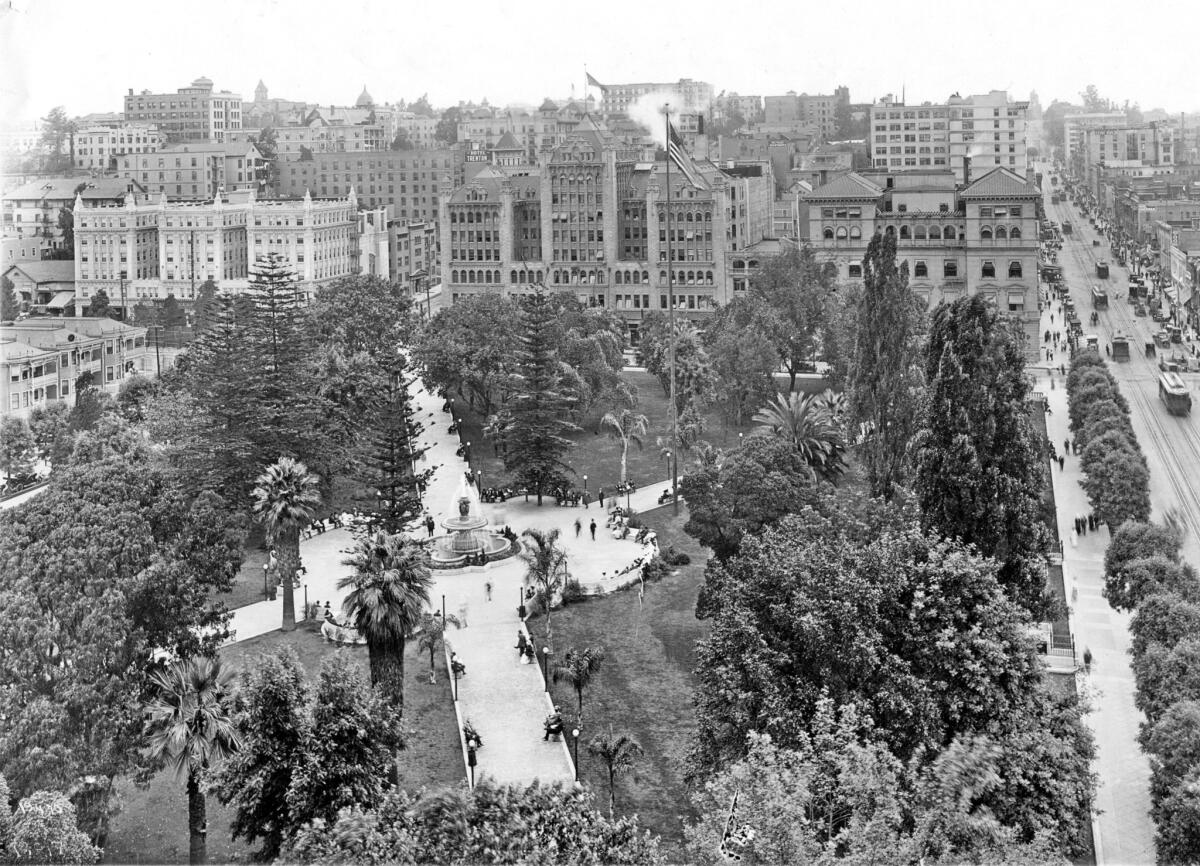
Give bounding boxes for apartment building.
[117,141,263,199]
[3,176,144,259]
[124,78,242,143]
[73,123,163,171]
[1,318,152,419]
[73,188,359,312]
[1063,111,1128,165]
[595,78,713,117]
[870,91,1030,180]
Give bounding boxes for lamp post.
[518,587,527,620]
[475,468,482,493]
[541,646,551,691]
[572,727,581,783]
[583,474,588,494]
[467,737,478,789]
[452,653,460,701]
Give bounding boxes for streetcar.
[1062,220,1074,235]
[1096,261,1110,279]
[1159,371,1192,416]
[1091,285,1108,309]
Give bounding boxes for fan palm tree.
[416,610,461,684]
[600,409,650,485]
[339,531,433,711]
[552,645,606,725]
[752,391,847,482]
[143,657,242,865]
[251,457,321,632]
[587,726,644,817]
[520,528,569,639]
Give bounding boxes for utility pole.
[189,229,196,300]
[664,105,679,515]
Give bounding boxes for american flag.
[667,120,703,189]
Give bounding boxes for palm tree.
[143,657,241,865]
[752,391,847,482]
[600,409,650,485]
[416,610,461,684]
[587,726,643,817]
[520,528,569,639]
[251,457,321,632]
[339,531,433,710]
[552,645,606,725]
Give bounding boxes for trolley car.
[1159,371,1192,416]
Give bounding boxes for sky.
[2,0,1200,125]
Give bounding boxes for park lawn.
[538,503,710,855]
[102,623,463,865]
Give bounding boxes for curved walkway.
[225,378,665,788]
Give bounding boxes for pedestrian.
[458,601,469,627]
[582,490,590,510]
[516,630,528,658]
[1088,514,1095,532]
[1051,313,1055,324]
[1105,344,1111,357]
[484,580,492,601]
[1058,455,1065,470]
[425,513,436,538]
[599,487,605,508]
[590,519,597,540]
[1064,438,1070,455]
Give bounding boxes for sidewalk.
[226,377,663,788]
[1035,301,1155,864]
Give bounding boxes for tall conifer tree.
[502,289,580,504]
[361,351,432,534]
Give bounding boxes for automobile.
[1135,303,1148,316]
[1153,308,1170,323]
[1155,330,1172,348]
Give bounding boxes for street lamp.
[572,728,581,782]
[452,652,460,701]
[467,737,478,788]
[583,474,588,494]
[541,646,552,690]
[475,468,482,493]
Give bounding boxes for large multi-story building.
[395,113,440,149]
[123,78,243,144]
[73,188,359,312]
[275,148,461,224]
[1,318,153,419]
[391,220,439,294]
[764,89,849,140]
[456,100,595,162]
[3,176,145,260]
[1075,123,1176,197]
[869,91,1030,180]
[594,78,713,118]
[800,166,1041,356]
[438,117,774,344]
[73,123,163,171]
[116,141,262,199]
[1062,111,1128,165]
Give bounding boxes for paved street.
[1039,174,1165,863]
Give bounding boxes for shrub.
[561,577,589,605]
[641,556,670,582]
[662,545,692,566]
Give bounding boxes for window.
[850,226,862,239]
[899,226,911,239]
[1008,261,1022,278]
[944,226,957,240]
[848,264,862,278]
[835,227,848,239]
[1010,227,1021,239]
[995,226,1007,240]
[823,227,834,240]
[928,226,942,240]
[914,226,927,240]
[979,206,993,218]
[982,261,996,278]
[944,261,958,277]
[980,226,993,240]
[914,261,928,277]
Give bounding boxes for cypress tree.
[502,289,580,505]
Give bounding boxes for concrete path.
[226,376,667,788]
[1035,275,1156,861]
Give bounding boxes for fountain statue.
[429,476,514,569]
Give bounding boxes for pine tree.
[502,290,580,504]
[1,275,19,321]
[848,232,926,500]
[360,352,432,535]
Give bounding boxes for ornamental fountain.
[429,476,514,570]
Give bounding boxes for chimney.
[963,153,972,187]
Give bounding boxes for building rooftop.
[6,176,142,202]
[2,261,76,284]
[960,167,1040,198]
[805,172,884,200]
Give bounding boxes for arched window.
[850,226,862,239]
[944,261,958,277]
[1010,226,1022,239]
[511,270,518,283]
[900,225,911,239]
[615,271,623,284]
[980,226,992,240]
[928,225,942,240]
[705,211,712,221]
[642,270,649,283]
[914,226,927,240]
[706,271,714,285]
[452,270,459,283]
[1008,261,1023,278]
[836,227,848,239]
[823,227,834,240]
[885,225,895,236]
[981,261,996,278]
[995,226,1008,240]
[944,226,957,240]
[553,270,560,285]
[914,261,928,278]
[660,270,668,283]
[467,271,475,284]
[450,212,458,224]
[686,212,694,222]
[733,260,745,269]
[536,271,543,284]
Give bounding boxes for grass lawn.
[102,623,463,864]
[533,502,710,856]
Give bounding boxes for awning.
[46,291,75,310]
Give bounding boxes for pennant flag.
[667,120,703,188]
[586,72,604,89]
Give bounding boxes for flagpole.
[664,104,678,515]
